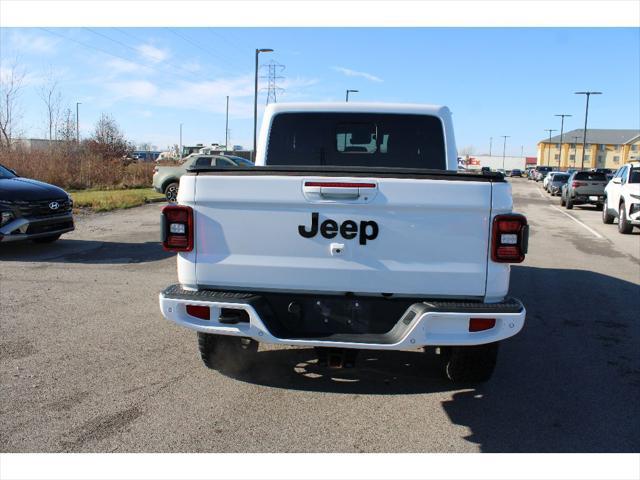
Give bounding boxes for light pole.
[489,137,493,156]
[544,129,557,166]
[501,135,510,171]
[253,48,274,161]
[225,96,229,151]
[345,89,358,102]
[76,102,81,143]
[555,114,572,171]
[179,123,183,160]
[575,91,602,170]
[572,135,580,168]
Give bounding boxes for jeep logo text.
[298,212,379,245]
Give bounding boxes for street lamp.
[575,91,602,170]
[76,102,81,143]
[253,48,274,161]
[555,114,572,171]
[501,135,510,171]
[345,89,358,102]
[489,137,493,156]
[544,129,557,166]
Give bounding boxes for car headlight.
[1,211,15,227]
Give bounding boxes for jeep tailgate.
[190,172,494,298]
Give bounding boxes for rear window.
[574,172,606,181]
[266,112,446,169]
[629,169,640,184]
[554,174,569,183]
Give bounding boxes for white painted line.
[537,188,547,199]
[550,205,604,239]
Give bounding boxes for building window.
[599,144,606,151]
[569,154,575,161]
[631,144,638,152]
[597,155,603,163]
[555,143,560,149]
[615,144,621,150]
[554,154,559,160]
[570,143,575,149]
[613,156,620,163]
[584,155,591,163]
[586,144,592,148]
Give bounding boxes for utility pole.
[346,89,358,102]
[253,48,274,162]
[555,114,572,171]
[225,96,229,151]
[179,123,183,160]
[76,102,81,143]
[501,135,510,171]
[575,91,602,170]
[544,129,557,166]
[520,145,524,159]
[489,137,493,156]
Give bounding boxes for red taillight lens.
[469,318,496,332]
[186,305,210,320]
[572,181,586,188]
[161,205,193,252]
[491,214,528,263]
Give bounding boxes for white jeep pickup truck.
[159,103,529,382]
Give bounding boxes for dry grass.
[0,147,155,190]
[71,188,164,212]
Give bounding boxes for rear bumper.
[572,193,604,204]
[159,285,526,349]
[0,213,74,243]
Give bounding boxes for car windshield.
[574,172,606,181]
[0,164,16,179]
[629,169,640,183]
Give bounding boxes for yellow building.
[537,129,639,170]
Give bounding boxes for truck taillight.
[161,205,193,252]
[491,214,528,263]
[572,181,587,188]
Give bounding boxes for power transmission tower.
[260,60,285,105]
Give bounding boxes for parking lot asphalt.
[1,179,638,453]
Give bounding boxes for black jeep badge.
[298,212,379,245]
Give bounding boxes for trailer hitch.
[315,347,358,369]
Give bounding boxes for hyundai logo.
[49,201,60,210]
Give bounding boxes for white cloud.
[332,66,383,83]
[10,32,60,54]
[136,44,169,63]
[107,80,158,99]
[105,58,150,75]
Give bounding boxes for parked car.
[560,170,608,209]
[543,171,562,191]
[152,154,254,202]
[481,166,491,174]
[510,169,522,177]
[0,164,74,244]
[602,162,640,234]
[534,166,553,182]
[159,102,528,383]
[547,173,570,196]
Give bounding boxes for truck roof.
[264,102,450,117]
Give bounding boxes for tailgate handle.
[304,181,377,200]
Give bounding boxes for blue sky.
[1,27,638,155]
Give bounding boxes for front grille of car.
[14,198,72,218]
[26,220,74,235]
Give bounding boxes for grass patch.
[71,188,164,212]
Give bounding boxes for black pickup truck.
[0,164,74,244]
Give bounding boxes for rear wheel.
[31,234,61,244]
[602,199,614,224]
[566,195,574,209]
[164,182,179,203]
[560,193,566,206]
[197,333,258,371]
[618,203,633,234]
[440,342,499,383]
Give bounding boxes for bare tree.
[0,59,26,149]
[39,71,62,141]
[56,107,77,143]
[87,113,133,159]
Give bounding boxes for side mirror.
[612,177,622,184]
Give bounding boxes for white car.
[603,161,640,233]
[159,102,528,383]
[543,171,562,191]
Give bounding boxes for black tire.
[618,203,633,234]
[602,200,615,224]
[440,342,499,383]
[31,234,61,244]
[560,194,566,206]
[566,195,574,209]
[197,333,258,371]
[164,182,179,203]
